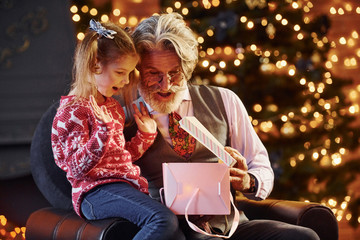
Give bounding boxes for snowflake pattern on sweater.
[51,96,157,216]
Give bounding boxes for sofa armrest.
[25,207,139,240]
[237,198,338,240]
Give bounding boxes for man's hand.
[225,146,251,192]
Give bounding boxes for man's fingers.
[225,147,247,170]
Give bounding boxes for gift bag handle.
[185,188,240,239]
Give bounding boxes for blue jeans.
[81,182,185,240]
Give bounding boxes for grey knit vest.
[124,84,229,199]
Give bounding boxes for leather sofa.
[26,101,338,240]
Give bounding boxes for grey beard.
[138,82,187,114]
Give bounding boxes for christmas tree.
[159,0,360,228]
[69,0,360,228]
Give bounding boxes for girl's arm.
[52,99,113,180]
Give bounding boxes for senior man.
[124,12,319,240]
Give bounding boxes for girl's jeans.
[81,182,185,240]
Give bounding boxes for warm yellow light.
[261,18,268,26]
[300,78,306,85]
[207,29,214,37]
[275,14,282,21]
[321,148,327,155]
[72,13,81,22]
[298,153,305,161]
[128,16,138,26]
[81,5,89,13]
[207,48,214,55]
[101,14,109,22]
[330,7,336,14]
[174,1,181,8]
[328,198,337,207]
[290,158,297,167]
[288,69,295,76]
[224,46,232,55]
[202,60,209,67]
[340,148,346,155]
[182,8,189,15]
[119,17,127,25]
[297,33,304,40]
[304,17,310,24]
[77,32,85,41]
[294,24,301,31]
[281,19,288,25]
[247,21,254,29]
[70,5,78,13]
[253,104,262,112]
[113,9,120,16]
[301,106,308,114]
[299,125,307,132]
[212,0,220,7]
[250,44,257,51]
[349,105,358,114]
[260,121,273,132]
[331,153,342,166]
[325,61,333,69]
[312,152,319,160]
[240,16,247,23]
[197,36,204,44]
[357,7,360,14]
[237,53,245,60]
[292,2,299,9]
[339,37,347,45]
[166,7,174,13]
[209,65,216,72]
[219,61,226,68]
[234,59,241,66]
[338,8,345,15]
[345,3,353,12]
[331,54,338,62]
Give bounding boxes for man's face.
[138,49,187,114]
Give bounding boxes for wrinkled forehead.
[139,49,181,71]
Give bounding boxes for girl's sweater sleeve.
[125,130,157,161]
[51,106,114,180]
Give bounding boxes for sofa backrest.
[30,101,72,210]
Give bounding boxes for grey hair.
[132,12,199,80]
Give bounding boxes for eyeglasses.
[145,70,183,86]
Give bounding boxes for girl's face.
[95,55,138,99]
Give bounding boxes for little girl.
[51,19,184,240]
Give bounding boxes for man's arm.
[219,87,274,200]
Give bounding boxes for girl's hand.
[89,95,112,124]
[133,102,157,134]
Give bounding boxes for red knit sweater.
[51,96,157,216]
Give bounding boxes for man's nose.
[159,74,171,91]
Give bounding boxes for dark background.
[0,0,75,226]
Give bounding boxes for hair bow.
[89,19,117,39]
